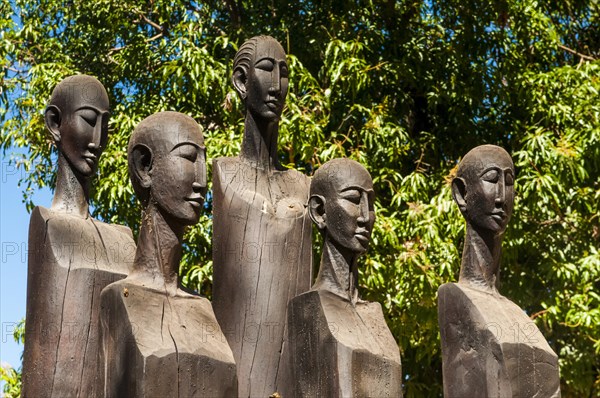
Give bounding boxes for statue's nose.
[268,67,281,94]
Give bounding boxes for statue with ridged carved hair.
[211,36,312,397]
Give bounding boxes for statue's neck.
[458,224,503,293]
[132,203,183,296]
[51,153,90,218]
[239,111,280,171]
[312,237,360,305]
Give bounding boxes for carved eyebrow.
[479,166,514,177]
[340,186,374,194]
[75,105,109,115]
[254,57,287,65]
[255,56,275,64]
[170,142,202,152]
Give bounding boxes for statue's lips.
[355,231,370,244]
[186,195,204,208]
[490,211,506,222]
[83,154,97,166]
[265,100,280,111]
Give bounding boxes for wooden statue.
[282,158,403,397]
[438,144,561,397]
[99,111,237,397]
[211,35,312,397]
[21,75,136,398]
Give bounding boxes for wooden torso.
[285,290,403,398]
[438,283,561,398]
[100,280,237,398]
[22,206,135,398]
[211,157,313,397]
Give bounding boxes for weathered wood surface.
[438,283,561,398]
[22,206,135,398]
[284,290,402,397]
[439,145,560,398]
[99,281,237,398]
[212,157,312,397]
[98,110,236,397]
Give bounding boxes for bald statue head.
[45,75,110,177]
[232,35,289,121]
[128,111,207,226]
[452,144,515,235]
[309,158,376,255]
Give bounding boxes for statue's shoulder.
[438,282,489,325]
[31,205,50,219]
[438,281,492,301]
[100,279,165,316]
[356,299,384,318]
[279,166,309,181]
[101,278,128,300]
[277,167,310,194]
[28,206,51,248]
[28,206,79,240]
[29,205,58,226]
[212,156,246,189]
[437,281,463,300]
[30,206,132,238]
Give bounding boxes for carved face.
[323,164,376,254]
[150,124,207,225]
[245,39,289,121]
[57,84,109,177]
[463,151,515,234]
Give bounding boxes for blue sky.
[1,0,33,371]
[0,147,52,370]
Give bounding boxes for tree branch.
[139,13,163,32]
[530,308,549,320]
[3,65,24,74]
[131,8,163,32]
[558,44,595,61]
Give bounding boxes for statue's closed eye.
[79,109,97,127]
[255,59,275,71]
[481,169,499,183]
[341,190,362,204]
[171,144,199,162]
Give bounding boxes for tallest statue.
[211,35,312,397]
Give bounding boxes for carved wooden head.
[309,158,376,255]
[452,144,515,235]
[45,75,110,177]
[232,35,289,122]
[128,111,207,225]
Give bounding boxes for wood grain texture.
[438,283,561,398]
[284,290,402,397]
[21,206,135,398]
[440,145,560,398]
[99,281,237,397]
[212,157,312,397]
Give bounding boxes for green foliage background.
[1,1,599,396]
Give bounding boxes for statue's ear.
[308,194,326,230]
[45,105,62,143]
[451,177,467,215]
[232,67,247,100]
[131,144,153,189]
